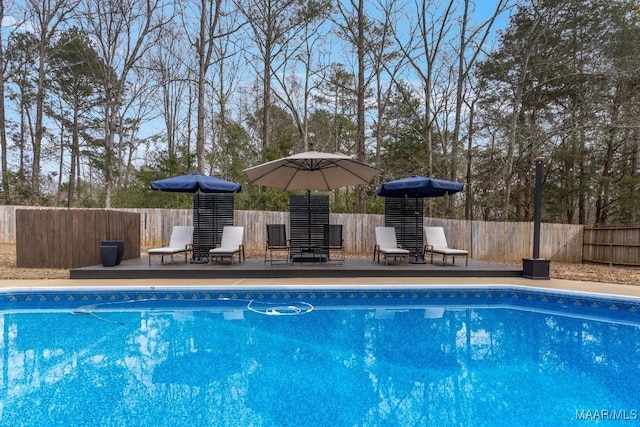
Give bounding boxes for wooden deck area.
[70,255,523,280]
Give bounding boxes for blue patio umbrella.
[151,173,242,262]
[375,176,464,263]
[150,172,242,193]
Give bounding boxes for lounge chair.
[373,226,410,264]
[423,226,468,266]
[324,224,345,264]
[148,225,194,265]
[264,224,291,264]
[208,226,245,264]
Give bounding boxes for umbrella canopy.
[150,172,241,193]
[243,151,379,191]
[375,176,463,198]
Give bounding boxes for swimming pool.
[1,285,639,426]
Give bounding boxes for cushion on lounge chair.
[373,226,410,265]
[148,225,194,265]
[209,226,245,264]
[423,226,468,266]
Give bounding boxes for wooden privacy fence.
[3,205,588,264]
[583,224,640,266]
[15,208,140,269]
[131,208,583,263]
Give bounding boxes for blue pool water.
[1,285,639,426]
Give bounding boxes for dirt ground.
[1,243,639,286]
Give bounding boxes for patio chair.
[264,224,291,264]
[208,226,245,264]
[423,226,468,266]
[324,224,345,264]
[148,225,194,265]
[373,226,410,265]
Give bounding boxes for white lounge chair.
[373,226,410,265]
[148,225,194,265]
[423,226,468,266]
[209,226,245,264]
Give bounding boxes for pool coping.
[1,276,639,300]
[2,282,640,302]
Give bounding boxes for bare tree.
[396,0,454,182]
[25,0,79,195]
[451,0,506,178]
[334,0,372,212]
[208,10,246,177]
[0,0,11,198]
[236,0,310,158]
[150,23,192,161]
[272,0,331,152]
[188,0,223,173]
[74,0,171,207]
[368,0,404,181]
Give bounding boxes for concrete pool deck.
[1,276,639,299]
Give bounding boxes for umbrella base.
[190,258,208,264]
[409,258,427,264]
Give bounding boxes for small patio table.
[291,244,326,264]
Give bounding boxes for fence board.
[3,205,590,263]
[16,208,140,269]
[583,225,640,266]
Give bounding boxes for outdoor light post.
[522,156,550,279]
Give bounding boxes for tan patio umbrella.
[244,151,379,245]
[243,151,379,191]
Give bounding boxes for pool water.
[1,286,639,426]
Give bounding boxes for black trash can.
[100,244,119,267]
[101,240,125,265]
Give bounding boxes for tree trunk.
[356,0,366,213]
[0,0,8,198]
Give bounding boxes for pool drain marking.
[247,300,314,316]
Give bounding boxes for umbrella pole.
[410,196,426,264]
[191,191,208,264]
[307,190,311,245]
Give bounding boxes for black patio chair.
[264,224,291,264]
[323,224,345,264]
